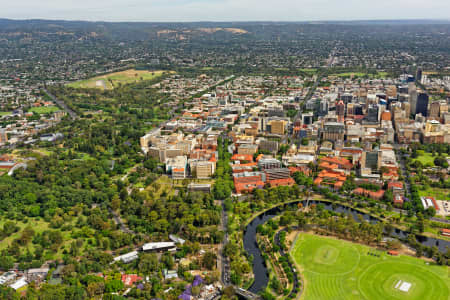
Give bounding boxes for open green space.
[291,233,449,300]
[0,218,75,260]
[299,68,318,74]
[413,150,448,167]
[145,175,176,198]
[66,69,170,90]
[0,111,11,116]
[329,71,389,78]
[418,186,450,201]
[28,106,60,114]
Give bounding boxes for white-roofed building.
[9,277,27,290]
[113,251,139,264]
[142,242,176,253]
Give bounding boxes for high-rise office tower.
[408,83,417,117]
[416,93,429,117]
[336,100,345,122]
[429,101,440,119]
[319,99,329,117]
[416,67,422,82]
[366,104,379,123]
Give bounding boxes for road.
[218,200,230,285]
[43,88,79,120]
[295,50,335,122]
[395,147,411,196]
[109,208,135,234]
[218,136,231,285]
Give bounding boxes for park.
[291,233,450,300]
[66,69,169,90]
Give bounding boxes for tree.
[161,253,174,269]
[434,156,448,168]
[424,206,436,219]
[223,286,235,298]
[105,279,124,293]
[111,195,121,211]
[138,253,159,274]
[1,221,19,237]
[416,213,425,233]
[0,256,14,271]
[87,282,105,298]
[202,251,217,270]
[0,285,19,300]
[386,239,401,250]
[383,190,393,203]
[191,285,201,296]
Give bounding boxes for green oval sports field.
[290,233,450,300]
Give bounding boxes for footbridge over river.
[234,287,261,300]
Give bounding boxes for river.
[243,200,450,293]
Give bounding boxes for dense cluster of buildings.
[141,72,449,207]
[0,82,67,147]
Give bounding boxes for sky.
[2,0,450,22]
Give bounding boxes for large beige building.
[148,146,183,162]
[423,120,449,144]
[238,144,258,155]
[269,120,286,135]
[190,161,215,178]
[322,122,345,141]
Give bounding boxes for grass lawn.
[0,111,11,116]
[67,69,171,90]
[146,175,176,198]
[291,233,449,300]
[413,150,448,167]
[0,218,50,253]
[413,150,433,166]
[0,218,78,260]
[418,186,450,201]
[376,71,389,77]
[29,106,60,114]
[331,72,367,77]
[329,71,389,78]
[299,68,318,74]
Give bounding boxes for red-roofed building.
[319,161,339,172]
[353,188,385,200]
[314,169,347,191]
[334,181,344,189]
[387,181,404,195]
[314,177,323,186]
[172,168,186,180]
[320,157,353,172]
[231,154,253,163]
[441,228,450,237]
[289,166,311,176]
[234,175,265,194]
[268,178,296,188]
[122,274,142,286]
[421,196,439,211]
[393,195,404,207]
[383,170,399,181]
[231,162,258,173]
[235,181,265,194]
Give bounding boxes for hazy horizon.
[2,0,450,22]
